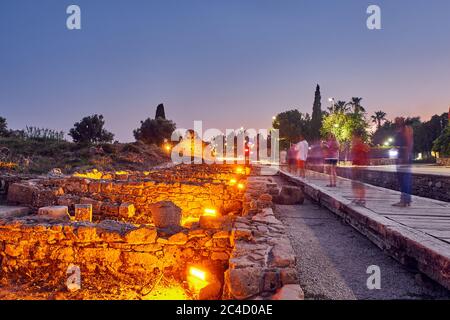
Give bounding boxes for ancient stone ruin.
[0,164,302,300]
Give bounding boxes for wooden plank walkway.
[278,169,450,290]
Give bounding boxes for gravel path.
[273,177,450,300]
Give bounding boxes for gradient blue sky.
[1,0,450,141]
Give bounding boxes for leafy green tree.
[310,85,323,142]
[433,126,450,157]
[321,111,369,158]
[69,114,114,144]
[155,103,166,119]
[133,117,176,145]
[371,111,387,129]
[272,109,310,150]
[0,116,8,137]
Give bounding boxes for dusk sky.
[1,0,450,142]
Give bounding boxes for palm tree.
[347,97,365,114]
[334,100,349,113]
[371,111,387,129]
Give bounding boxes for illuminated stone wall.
[0,215,232,298]
[6,164,248,223]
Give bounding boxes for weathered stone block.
[125,227,157,244]
[119,202,135,218]
[38,206,69,219]
[273,185,304,205]
[168,232,188,245]
[149,201,182,228]
[75,204,92,222]
[7,183,37,205]
[272,284,304,300]
[225,267,263,300]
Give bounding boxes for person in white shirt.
[295,135,309,178]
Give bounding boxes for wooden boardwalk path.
[278,169,450,290]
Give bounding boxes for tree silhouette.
[155,103,166,119]
[0,116,8,137]
[69,114,114,144]
[371,111,387,129]
[310,84,322,142]
[347,97,365,114]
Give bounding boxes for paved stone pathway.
[273,176,450,300]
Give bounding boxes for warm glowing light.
[189,267,206,281]
[115,171,128,175]
[229,179,237,185]
[237,183,245,190]
[236,167,244,174]
[165,145,171,151]
[181,216,200,227]
[187,266,209,293]
[203,208,217,217]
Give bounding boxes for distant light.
[384,141,390,146]
[229,179,237,185]
[388,137,394,143]
[328,98,334,102]
[236,167,244,174]
[272,116,276,120]
[334,124,339,128]
[237,183,245,190]
[389,149,399,159]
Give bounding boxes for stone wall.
[0,215,232,298]
[335,167,450,202]
[6,165,247,224]
[223,176,304,300]
[437,157,450,166]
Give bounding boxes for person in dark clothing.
[323,134,339,187]
[392,117,413,207]
[350,130,370,206]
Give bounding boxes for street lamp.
[328,98,335,112]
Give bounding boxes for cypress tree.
[311,84,322,141]
[155,103,166,119]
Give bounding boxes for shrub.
[69,114,114,144]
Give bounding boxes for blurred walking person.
[350,130,370,206]
[323,134,339,187]
[295,134,309,178]
[392,117,414,207]
[287,143,297,174]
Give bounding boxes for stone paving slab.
[279,169,450,290]
[0,205,29,218]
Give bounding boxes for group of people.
[284,117,414,208]
[286,133,340,185]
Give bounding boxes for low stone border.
[280,170,450,291]
[223,176,304,300]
